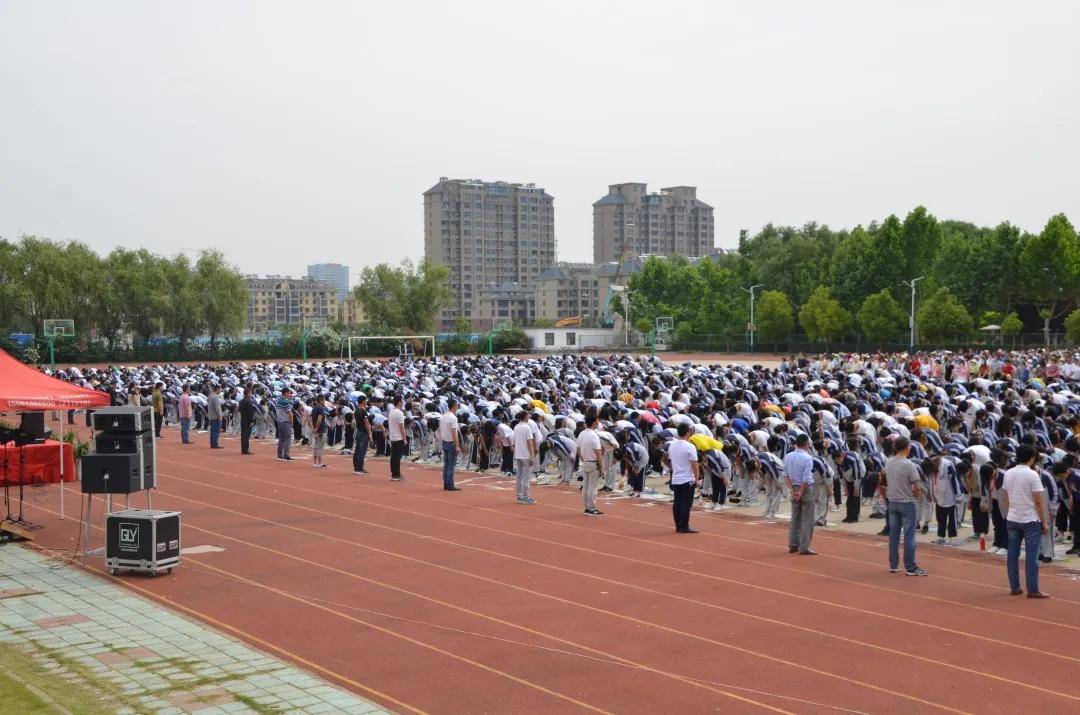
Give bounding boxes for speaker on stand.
[79,407,177,574]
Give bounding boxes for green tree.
[1001,312,1023,337]
[901,206,942,279]
[799,286,853,345]
[755,290,794,342]
[354,260,451,334]
[108,248,170,346]
[1065,309,1080,344]
[194,250,248,347]
[916,287,973,342]
[1018,214,1080,344]
[858,289,907,344]
[162,254,205,350]
[933,221,1020,317]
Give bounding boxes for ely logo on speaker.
[119,522,140,552]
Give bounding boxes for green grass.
[0,641,119,714]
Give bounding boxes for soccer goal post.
[345,335,437,360]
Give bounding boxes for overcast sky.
[1,1,1077,279]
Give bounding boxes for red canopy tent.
[0,348,110,412]
[0,348,110,524]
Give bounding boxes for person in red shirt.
[908,356,921,375]
[1002,360,1015,379]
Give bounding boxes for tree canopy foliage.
[0,236,248,350]
[627,206,1078,346]
[353,260,451,335]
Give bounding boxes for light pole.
[743,284,763,353]
[902,276,924,353]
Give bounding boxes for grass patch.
[0,641,121,714]
[234,692,282,713]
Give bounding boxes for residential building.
[535,259,641,327]
[306,263,350,302]
[340,295,366,327]
[424,177,555,330]
[475,282,535,330]
[592,183,714,263]
[245,276,338,329]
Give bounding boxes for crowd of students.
[53,349,1080,578]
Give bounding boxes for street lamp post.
[902,276,925,353]
[743,284,763,353]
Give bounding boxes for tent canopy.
[0,348,110,412]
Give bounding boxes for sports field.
[24,418,1080,714]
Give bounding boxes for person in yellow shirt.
[913,412,939,432]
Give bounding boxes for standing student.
[178,384,193,445]
[352,395,372,475]
[207,385,224,449]
[310,394,328,468]
[1001,445,1049,598]
[239,386,255,454]
[388,396,407,481]
[577,411,603,516]
[784,434,816,555]
[885,437,928,576]
[665,423,699,533]
[1067,467,1080,556]
[931,456,958,546]
[274,388,295,461]
[512,413,536,504]
[497,416,515,476]
[151,382,164,438]
[438,399,463,491]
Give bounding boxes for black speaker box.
[93,430,154,468]
[80,453,155,494]
[92,406,153,434]
[19,412,51,443]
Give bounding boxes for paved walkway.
[0,545,391,714]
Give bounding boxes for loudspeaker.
[92,406,153,433]
[19,412,51,444]
[80,453,155,494]
[94,430,154,469]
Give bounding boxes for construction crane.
[555,316,583,328]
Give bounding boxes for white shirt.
[512,421,535,460]
[668,439,698,485]
[438,411,458,443]
[496,422,514,446]
[576,428,602,463]
[388,407,406,441]
[1002,464,1044,524]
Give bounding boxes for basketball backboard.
[43,319,75,337]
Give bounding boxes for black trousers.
[240,418,252,453]
[991,499,1008,549]
[390,439,405,477]
[708,473,727,505]
[1072,500,1080,551]
[936,504,957,538]
[970,497,989,535]
[344,425,354,451]
[154,411,162,438]
[627,465,645,493]
[844,481,860,522]
[671,482,694,530]
[862,473,879,500]
[833,478,843,506]
[501,446,514,474]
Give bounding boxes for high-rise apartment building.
[245,276,338,329]
[535,260,640,327]
[306,263,350,302]
[424,177,555,330]
[592,183,714,264]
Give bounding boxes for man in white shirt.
[388,396,407,481]
[1001,445,1049,598]
[438,399,463,491]
[664,423,700,533]
[576,411,604,516]
[512,413,537,505]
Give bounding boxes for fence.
[672,332,1071,355]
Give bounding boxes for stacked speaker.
[81,406,156,494]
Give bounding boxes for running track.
[24,427,1080,714]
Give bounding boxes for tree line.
[625,208,1080,348]
[0,236,248,350]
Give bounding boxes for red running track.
[23,426,1080,714]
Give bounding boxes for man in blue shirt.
[784,433,816,555]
